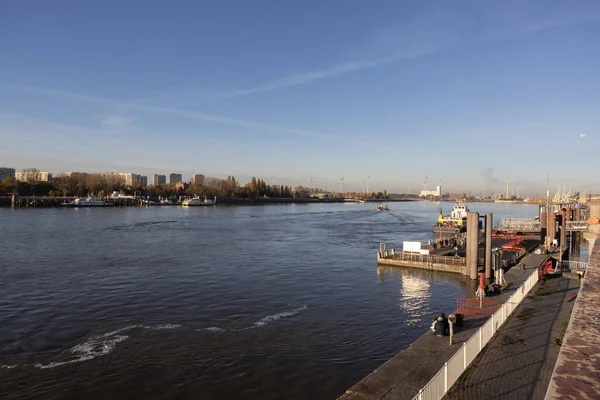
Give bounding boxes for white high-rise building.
[15,171,52,182]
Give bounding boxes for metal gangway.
[559,260,588,271]
[499,217,541,233]
[565,220,589,232]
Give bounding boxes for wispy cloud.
[0,83,333,140]
[220,53,423,99]
[205,11,600,102]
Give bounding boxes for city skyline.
[1,1,600,195]
[0,164,584,198]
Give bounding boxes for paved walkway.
[339,252,552,400]
[444,273,579,400]
[546,228,600,400]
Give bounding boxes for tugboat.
[377,203,389,211]
[433,200,469,234]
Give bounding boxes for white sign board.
[403,241,422,253]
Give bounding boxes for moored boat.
[377,203,389,211]
[62,197,112,207]
[181,196,217,207]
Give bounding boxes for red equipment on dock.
[502,235,525,252]
[455,298,501,316]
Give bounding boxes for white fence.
[413,268,540,400]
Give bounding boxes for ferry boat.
[181,196,217,207]
[377,203,389,211]
[63,197,112,207]
[433,200,469,234]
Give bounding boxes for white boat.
[182,196,217,207]
[63,197,111,207]
[377,203,389,211]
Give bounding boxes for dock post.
[485,213,493,280]
[560,209,567,251]
[573,208,581,256]
[540,207,548,244]
[467,212,479,279]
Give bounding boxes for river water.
[0,201,540,399]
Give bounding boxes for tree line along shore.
[0,174,395,203]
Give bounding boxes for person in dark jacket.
[439,313,450,336]
[431,318,444,337]
[431,313,449,337]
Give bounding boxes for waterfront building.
[0,167,15,182]
[105,172,147,186]
[15,171,52,182]
[169,173,182,184]
[420,185,441,197]
[153,174,167,185]
[191,174,205,185]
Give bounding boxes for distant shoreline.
[0,196,420,208]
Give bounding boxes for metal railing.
[565,221,589,231]
[393,252,465,266]
[413,267,541,400]
[559,260,588,270]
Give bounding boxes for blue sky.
[1,0,599,195]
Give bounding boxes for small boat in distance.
[377,203,389,211]
[62,197,112,207]
[181,196,217,207]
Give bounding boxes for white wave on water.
[142,324,182,330]
[252,305,308,328]
[35,333,130,369]
[21,324,180,369]
[201,327,225,332]
[3,308,307,369]
[199,305,309,333]
[33,326,143,369]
